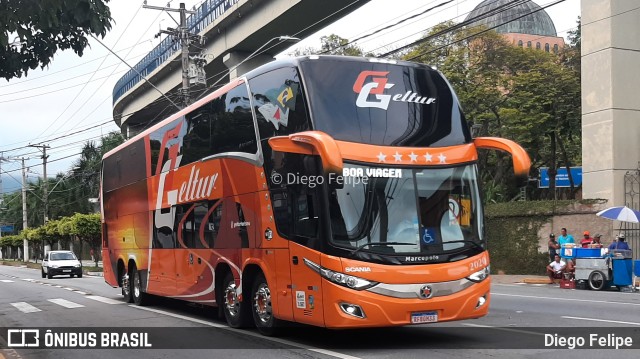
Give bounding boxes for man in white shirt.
[546,254,566,282]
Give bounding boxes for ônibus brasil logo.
[352,71,436,110]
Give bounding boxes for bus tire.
[251,273,281,336]
[131,265,149,306]
[588,270,606,291]
[222,272,251,328]
[122,269,133,303]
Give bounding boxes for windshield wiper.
[350,242,416,256]
[439,240,485,251]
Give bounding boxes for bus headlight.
[304,258,377,290]
[466,266,490,283]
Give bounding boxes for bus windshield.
[328,164,483,260]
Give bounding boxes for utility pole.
[145,1,205,107]
[29,144,50,225]
[21,158,28,262]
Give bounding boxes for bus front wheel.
[222,272,251,328]
[252,273,281,336]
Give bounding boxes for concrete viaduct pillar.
[581,0,640,204]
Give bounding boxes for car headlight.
[466,266,490,283]
[304,258,377,290]
[50,264,59,268]
[74,264,81,268]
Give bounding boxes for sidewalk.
[491,274,550,284]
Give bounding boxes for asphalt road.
[1,264,639,359]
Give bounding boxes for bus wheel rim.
[122,274,130,296]
[254,284,272,324]
[224,283,239,317]
[134,274,140,298]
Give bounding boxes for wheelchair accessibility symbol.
[421,228,436,245]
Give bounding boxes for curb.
[522,278,553,284]
[86,271,104,277]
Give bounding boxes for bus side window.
[293,192,319,239]
[271,191,292,237]
[205,202,223,248]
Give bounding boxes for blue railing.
[112,0,240,104]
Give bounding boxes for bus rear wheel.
[222,272,250,328]
[252,273,281,336]
[131,265,149,306]
[122,270,132,303]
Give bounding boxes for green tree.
[0,0,113,80]
[68,213,101,266]
[289,34,368,56]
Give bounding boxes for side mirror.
[268,131,343,174]
[474,137,531,186]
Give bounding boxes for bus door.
[174,202,211,298]
[287,181,326,326]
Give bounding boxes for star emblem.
[424,152,433,162]
[377,152,387,162]
[409,152,418,162]
[393,152,403,162]
[438,153,447,163]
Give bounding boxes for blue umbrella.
[596,206,640,223]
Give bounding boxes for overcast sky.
[0,0,580,193]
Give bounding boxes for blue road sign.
[1,224,15,233]
[539,167,582,188]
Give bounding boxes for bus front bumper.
[322,277,490,328]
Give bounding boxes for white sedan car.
[41,250,83,279]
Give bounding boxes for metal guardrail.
[112,0,240,104]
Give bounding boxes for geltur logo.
[353,71,436,110]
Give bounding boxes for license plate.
[411,311,438,324]
[63,270,71,273]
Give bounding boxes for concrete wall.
[581,0,640,204]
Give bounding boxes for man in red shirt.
[580,231,593,248]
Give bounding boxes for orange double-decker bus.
[101,55,530,335]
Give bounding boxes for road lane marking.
[86,295,123,305]
[0,280,14,283]
[130,305,363,359]
[74,291,88,295]
[492,292,640,306]
[462,323,544,336]
[562,316,640,326]
[64,287,74,291]
[48,298,85,309]
[10,302,41,313]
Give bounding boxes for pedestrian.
[546,254,566,283]
[608,234,631,251]
[557,227,575,260]
[548,233,559,262]
[90,248,95,262]
[580,231,593,248]
[590,234,603,248]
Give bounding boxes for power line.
[402,0,567,61]
[319,0,456,55]
[0,40,153,89]
[378,0,532,57]
[31,1,146,141]
[56,4,166,135]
